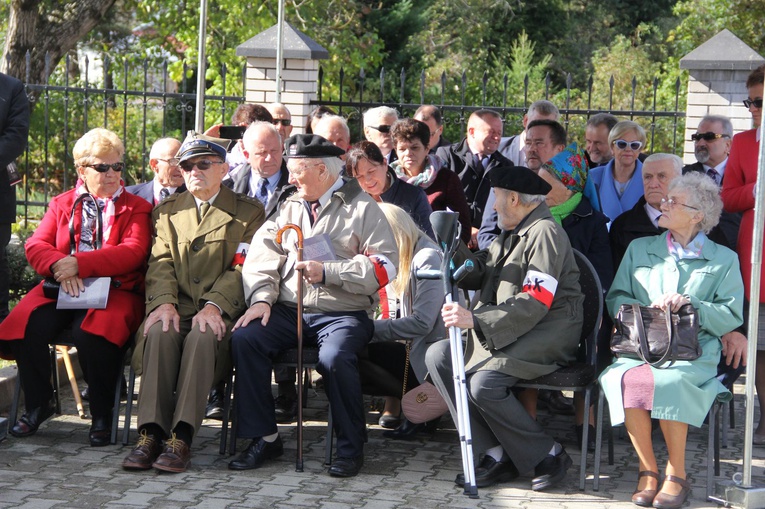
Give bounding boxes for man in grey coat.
[426,165,584,491]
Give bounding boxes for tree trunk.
[1,0,118,101]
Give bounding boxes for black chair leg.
[122,368,136,446]
[220,371,235,455]
[50,346,61,415]
[10,373,21,425]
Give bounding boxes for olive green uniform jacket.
[456,203,584,380]
[133,185,265,381]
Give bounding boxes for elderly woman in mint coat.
[600,172,743,509]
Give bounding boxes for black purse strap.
[68,192,103,254]
[633,303,677,369]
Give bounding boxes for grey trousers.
[137,319,225,438]
[425,339,553,473]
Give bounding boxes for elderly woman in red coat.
[0,128,152,446]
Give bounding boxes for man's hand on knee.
[193,303,227,341]
[232,302,271,331]
[144,303,181,336]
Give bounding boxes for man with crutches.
[228,134,398,477]
[425,165,583,491]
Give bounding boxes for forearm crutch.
[425,211,478,498]
[275,223,305,472]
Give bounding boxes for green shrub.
[7,223,42,302]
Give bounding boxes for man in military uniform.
[122,133,265,473]
[427,166,583,491]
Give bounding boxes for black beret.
[286,134,346,158]
[488,165,552,195]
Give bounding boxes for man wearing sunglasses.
[682,115,740,250]
[124,132,265,474]
[363,106,399,164]
[127,138,185,206]
[266,102,293,142]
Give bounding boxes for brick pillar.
[680,30,765,164]
[237,23,329,135]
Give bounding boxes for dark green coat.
[457,203,584,380]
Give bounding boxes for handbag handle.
[632,304,677,369]
[68,192,103,254]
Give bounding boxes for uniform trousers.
[231,303,373,458]
[137,318,225,437]
[12,303,122,417]
[425,339,553,473]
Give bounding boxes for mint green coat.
[599,232,744,427]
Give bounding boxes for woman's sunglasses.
[613,140,643,151]
[84,162,125,173]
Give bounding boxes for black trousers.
[0,223,11,320]
[12,303,123,418]
[232,303,373,458]
[359,342,419,397]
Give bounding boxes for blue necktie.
[257,178,269,205]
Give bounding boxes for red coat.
[720,128,761,302]
[0,188,153,347]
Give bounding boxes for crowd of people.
[0,62,763,506]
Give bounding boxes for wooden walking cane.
[275,223,305,472]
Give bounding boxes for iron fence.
[14,55,687,224]
[15,52,245,224]
[312,66,685,158]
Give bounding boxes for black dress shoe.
[455,455,519,488]
[274,394,298,423]
[205,388,225,420]
[10,399,56,437]
[575,424,596,452]
[538,389,575,416]
[382,418,438,440]
[228,436,284,470]
[89,413,112,447]
[531,448,573,491]
[328,455,363,477]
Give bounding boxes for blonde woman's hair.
[73,128,125,167]
[377,202,425,296]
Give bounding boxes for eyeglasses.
[660,197,700,211]
[157,158,180,166]
[744,98,763,109]
[368,125,391,134]
[83,162,125,173]
[613,139,643,151]
[691,132,730,142]
[179,159,224,172]
[272,119,292,127]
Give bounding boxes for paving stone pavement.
[1,373,764,509]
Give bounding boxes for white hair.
[517,192,546,205]
[242,121,281,147]
[320,156,345,178]
[364,106,399,128]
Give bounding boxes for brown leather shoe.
[652,475,691,509]
[122,430,163,470]
[152,433,191,473]
[632,470,660,507]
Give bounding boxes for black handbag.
[610,303,702,368]
[42,193,103,299]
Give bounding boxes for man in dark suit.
[682,114,740,250]
[436,109,512,248]
[223,122,293,220]
[127,138,185,206]
[414,105,450,153]
[0,72,30,321]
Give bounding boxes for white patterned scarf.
[74,178,124,250]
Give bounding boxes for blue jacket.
[589,158,644,228]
